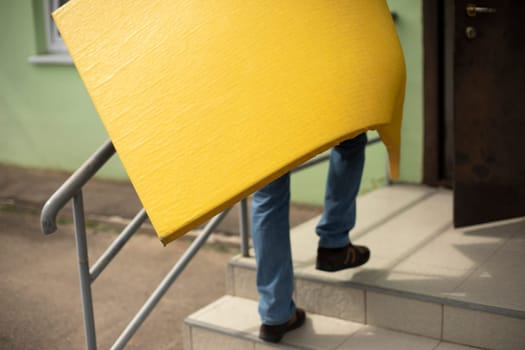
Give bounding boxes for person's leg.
[315,133,369,271]
[316,133,367,246]
[251,173,296,326]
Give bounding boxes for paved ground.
[0,208,233,350]
[0,165,322,350]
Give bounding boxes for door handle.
[466,4,496,17]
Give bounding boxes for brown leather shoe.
[259,308,306,343]
[316,243,370,272]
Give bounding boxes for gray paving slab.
[448,221,525,312]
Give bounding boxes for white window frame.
[30,0,72,64]
[44,0,69,53]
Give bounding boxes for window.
[29,0,72,64]
[44,0,69,53]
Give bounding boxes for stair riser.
[184,325,258,350]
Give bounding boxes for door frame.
[423,0,448,186]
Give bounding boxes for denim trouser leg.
[316,133,367,248]
[251,173,296,325]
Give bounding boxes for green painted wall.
[0,1,127,178]
[388,0,424,183]
[0,1,423,206]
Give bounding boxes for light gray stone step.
[226,185,525,349]
[184,295,484,350]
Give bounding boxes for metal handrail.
[38,140,240,350]
[40,135,382,349]
[41,137,381,238]
[40,140,115,234]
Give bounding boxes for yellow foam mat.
[53,0,405,245]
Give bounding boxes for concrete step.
[225,185,525,350]
[184,295,484,350]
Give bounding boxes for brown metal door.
[454,0,525,227]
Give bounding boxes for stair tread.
[185,295,482,350]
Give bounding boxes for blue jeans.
[251,133,367,325]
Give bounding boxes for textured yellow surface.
[53,0,405,245]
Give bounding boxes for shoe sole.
[315,257,370,272]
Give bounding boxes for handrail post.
[239,198,251,257]
[72,191,97,350]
